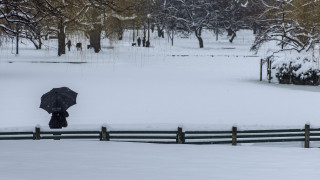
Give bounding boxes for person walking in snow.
[66,40,71,51]
[142,37,146,47]
[49,109,69,129]
[137,37,141,47]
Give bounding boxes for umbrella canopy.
[40,87,78,114]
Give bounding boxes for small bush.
[272,54,320,86]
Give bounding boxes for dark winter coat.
[137,38,141,46]
[66,40,71,51]
[49,110,69,129]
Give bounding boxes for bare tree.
[172,0,212,48]
[0,0,43,54]
[250,0,308,54]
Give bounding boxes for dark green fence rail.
[108,130,178,143]
[0,131,34,140]
[0,124,319,148]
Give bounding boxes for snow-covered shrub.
[272,60,292,84]
[291,60,320,85]
[271,51,320,85]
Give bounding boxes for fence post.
[260,59,263,81]
[35,126,40,140]
[100,126,107,141]
[304,124,310,148]
[232,126,237,146]
[176,127,184,144]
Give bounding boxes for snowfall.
[0,30,320,180]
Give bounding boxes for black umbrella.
[40,87,78,114]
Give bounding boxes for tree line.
[0,0,144,55]
[0,0,318,56]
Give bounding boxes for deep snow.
[0,30,320,180]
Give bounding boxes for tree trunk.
[16,34,19,55]
[89,24,101,53]
[147,19,150,45]
[88,9,101,53]
[143,25,146,40]
[195,28,203,48]
[253,22,257,34]
[229,31,236,43]
[216,27,218,41]
[171,31,174,46]
[132,20,135,42]
[253,28,257,34]
[58,19,65,56]
[118,25,124,40]
[157,25,164,38]
[30,39,39,49]
[197,37,203,48]
[15,24,19,55]
[39,37,42,49]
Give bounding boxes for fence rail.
[0,124,319,148]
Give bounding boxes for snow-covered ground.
[0,30,320,179]
[1,30,320,131]
[1,141,320,180]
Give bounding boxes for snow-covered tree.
[219,0,250,43]
[252,0,320,85]
[0,0,44,53]
[172,0,212,48]
[251,0,320,54]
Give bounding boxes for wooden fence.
[1,124,320,148]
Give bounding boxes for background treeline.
[1,0,319,58]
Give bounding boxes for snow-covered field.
[1,141,320,180]
[1,30,320,179]
[1,30,320,131]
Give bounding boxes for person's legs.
[62,118,68,127]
